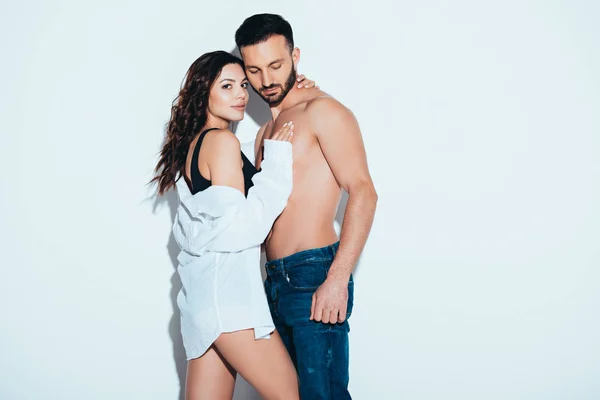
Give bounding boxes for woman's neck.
[204,114,230,131]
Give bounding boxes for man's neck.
[269,85,304,120]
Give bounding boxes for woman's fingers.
[271,121,294,141]
[297,74,317,89]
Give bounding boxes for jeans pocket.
[283,261,328,292]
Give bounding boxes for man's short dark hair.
[235,14,294,53]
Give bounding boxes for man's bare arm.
[308,97,378,323]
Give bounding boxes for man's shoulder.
[304,93,354,125]
[305,93,350,117]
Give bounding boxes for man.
[235,14,378,399]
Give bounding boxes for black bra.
[187,128,258,196]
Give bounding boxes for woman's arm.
[175,125,294,255]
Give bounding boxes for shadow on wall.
[152,189,187,400]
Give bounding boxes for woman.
[152,51,315,399]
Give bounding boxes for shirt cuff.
[263,140,292,164]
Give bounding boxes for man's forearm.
[327,181,377,282]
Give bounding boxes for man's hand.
[310,276,349,324]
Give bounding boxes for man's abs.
[265,186,341,261]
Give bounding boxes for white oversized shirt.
[172,140,292,359]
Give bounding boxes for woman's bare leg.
[214,329,299,400]
[185,345,236,400]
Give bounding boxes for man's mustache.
[260,84,281,92]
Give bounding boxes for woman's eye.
[222,84,232,89]
[241,82,248,88]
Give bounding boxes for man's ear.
[292,47,301,70]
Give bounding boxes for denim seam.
[327,324,333,398]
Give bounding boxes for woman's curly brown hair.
[151,51,244,195]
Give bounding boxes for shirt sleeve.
[175,139,293,254]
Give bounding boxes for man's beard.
[257,67,297,107]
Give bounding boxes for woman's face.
[207,63,249,123]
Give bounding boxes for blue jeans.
[264,242,354,399]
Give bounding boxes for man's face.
[240,35,299,106]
